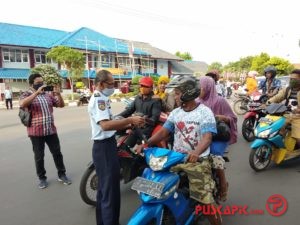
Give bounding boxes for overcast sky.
[2,0,300,64]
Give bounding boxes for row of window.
[1,48,155,68]
[2,48,51,63]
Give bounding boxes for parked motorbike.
[241,94,268,142]
[249,103,300,172]
[79,113,169,206]
[128,147,229,225]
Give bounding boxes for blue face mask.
[102,88,115,97]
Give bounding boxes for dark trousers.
[29,133,66,180]
[125,126,153,148]
[92,136,120,225]
[5,98,12,109]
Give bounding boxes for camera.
[43,86,54,92]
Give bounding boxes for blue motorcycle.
[127,147,200,225]
[249,103,300,171]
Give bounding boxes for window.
[2,48,29,62]
[34,50,51,64]
[141,59,154,69]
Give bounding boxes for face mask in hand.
[102,88,115,96]
[33,83,44,90]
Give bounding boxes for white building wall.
[157,60,168,75]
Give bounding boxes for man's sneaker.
[57,175,72,185]
[38,179,48,189]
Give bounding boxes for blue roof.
[53,27,147,55]
[0,68,30,79]
[0,23,67,48]
[0,23,148,55]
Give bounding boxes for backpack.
[212,120,231,142]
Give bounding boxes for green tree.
[46,46,85,100]
[175,51,193,60]
[265,57,294,75]
[250,53,270,74]
[31,64,62,85]
[208,62,223,73]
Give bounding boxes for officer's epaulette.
[94,92,101,97]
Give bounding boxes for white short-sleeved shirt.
[4,89,12,99]
[88,90,115,140]
[163,104,217,157]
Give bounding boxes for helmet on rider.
[264,66,277,78]
[139,76,153,87]
[166,75,200,102]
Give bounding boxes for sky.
[1,0,300,65]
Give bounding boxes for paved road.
[0,103,299,225]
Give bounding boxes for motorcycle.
[78,93,90,106]
[79,113,169,206]
[249,103,300,172]
[128,147,229,225]
[233,91,267,115]
[241,94,268,142]
[128,147,200,225]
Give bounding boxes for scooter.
[249,103,300,172]
[127,147,199,225]
[79,113,169,206]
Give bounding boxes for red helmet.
[139,76,153,87]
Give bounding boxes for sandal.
[218,182,229,202]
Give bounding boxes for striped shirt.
[20,90,59,136]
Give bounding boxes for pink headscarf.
[198,76,237,144]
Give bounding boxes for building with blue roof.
[0,22,183,95]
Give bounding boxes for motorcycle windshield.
[144,147,186,170]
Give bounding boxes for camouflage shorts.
[211,154,225,169]
[171,158,215,204]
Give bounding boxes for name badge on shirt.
[98,100,106,111]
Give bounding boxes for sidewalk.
[0,100,19,110]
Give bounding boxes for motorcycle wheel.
[79,165,97,206]
[242,117,256,142]
[249,145,272,172]
[233,99,247,115]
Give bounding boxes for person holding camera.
[19,73,71,189]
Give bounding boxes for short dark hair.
[291,69,300,76]
[28,73,43,85]
[95,70,112,85]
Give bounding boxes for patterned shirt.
[163,104,217,157]
[20,90,59,137]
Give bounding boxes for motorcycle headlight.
[257,129,271,138]
[149,155,168,171]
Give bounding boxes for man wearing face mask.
[19,73,71,189]
[267,69,300,147]
[117,76,162,148]
[88,70,145,225]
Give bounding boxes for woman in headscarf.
[154,75,176,113]
[198,76,238,202]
